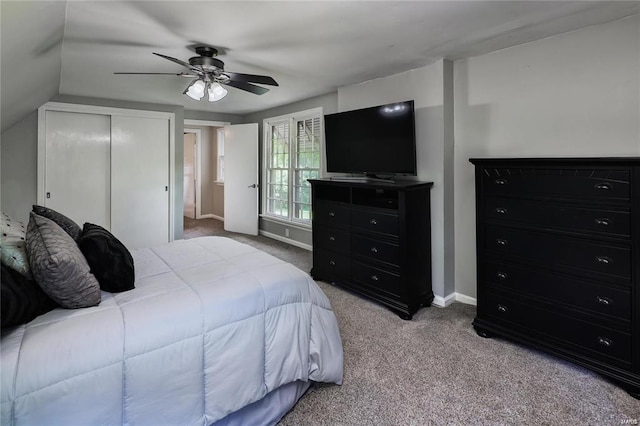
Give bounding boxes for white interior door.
[44,110,111,228]
[183,133,196,219]
[111,115,170,248]
[224,123,258,235]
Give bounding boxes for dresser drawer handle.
[596,296,612,306]
[329,236,336,241]
[595,256,612,265]
[494,178,508,185]
[370,247,378,253]
[497,272,508,280]
[369,219,378,225]
[594,218,610,226]
[495,207,508,214]
[329,260,336,266]
[597,336,614,348]
[594,182,612,191]
[328,211,335,217]
[371,275,379,281]
[496,238,508,246]
[496,304,508,313]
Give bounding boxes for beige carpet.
[183,217,640,425]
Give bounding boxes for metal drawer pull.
[596,296,612,306]
[370,247,378,253]
[369,218,378,225]
[597,336,613,348]
[595,256,612,265]
[495,207,508,214]
[594,182,612,191]
[494,178,508,185]
[371,275,379,281]
[594,218,610,226]
[496,238,508,246]
[497,272,508,280]
[329,236,335,241]
[328,211,335,217]
[329,260,336,266]
[497,304,508,313]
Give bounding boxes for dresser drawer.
[352,261,401,298]
[313,201,350,228]
[353,235,400,267]
[485,292,632,366]
[486,226,631,280]
[485,197,630,237]
[314,225,351,253]
[351,208,399,236]
[313,249,351,281]
[485,260,631,321]
[482,168,630,201]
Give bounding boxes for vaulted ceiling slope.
[2,1,639,133]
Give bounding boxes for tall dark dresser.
[309,179,433,320]
[470,157,640,397]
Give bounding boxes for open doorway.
[183,120,228,237]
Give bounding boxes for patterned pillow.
[26,212,101,309]
[77,223,135,293]
[1,212,32,278]
[1,263,58,328]
[32,205,82,241]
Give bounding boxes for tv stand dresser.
[470,157,640,397]
[309,179,433,320]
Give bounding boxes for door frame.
[37,102,176,241]
[183,128,202,218]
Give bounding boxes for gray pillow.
[1,212,32,278]
[32,205,82,241]
[26,212,101,309]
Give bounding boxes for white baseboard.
[259,230,313,251]
[432,292,477,307]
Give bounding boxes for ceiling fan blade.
[223,80,270,95]
[114,72,196,77]
[152,52,199,73]
[224,72,278,86]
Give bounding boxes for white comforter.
[1,237,343,425]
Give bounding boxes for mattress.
[1,236,343,425]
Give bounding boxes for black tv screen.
[324,100,416,176]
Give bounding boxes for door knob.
[248,184,259,188]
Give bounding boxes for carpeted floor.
[184,217,640,425]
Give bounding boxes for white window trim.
[261,107,323,225]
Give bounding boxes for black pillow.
[32,205,82,241]
[1,263,58,328]
[77,223,135,293]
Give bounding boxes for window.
[263,108,322,225]
[216,128,225,182]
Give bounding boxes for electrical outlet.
[285,228,290,237]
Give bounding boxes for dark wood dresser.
[470,157,640,397]
[309,179,433,319]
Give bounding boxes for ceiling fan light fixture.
[184,79,206,100]
[208,82,228,102]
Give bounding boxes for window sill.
[260,215,312,231]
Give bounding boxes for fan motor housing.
[190,56,224,72]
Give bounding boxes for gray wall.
[242,92,338,247]
[1,111,38,223]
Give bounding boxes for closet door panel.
[110,115,170,249]
[44,110,111,228]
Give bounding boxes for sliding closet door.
[44,110,111,228]
[110,115,169,249]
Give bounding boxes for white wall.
[338,60,455,304]
[454,15,640,300]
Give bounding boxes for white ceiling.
[2,1,638,132]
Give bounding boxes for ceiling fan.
[115,46,278,102]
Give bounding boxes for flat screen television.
[324,100,416,178]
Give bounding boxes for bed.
[1,236,344,425]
